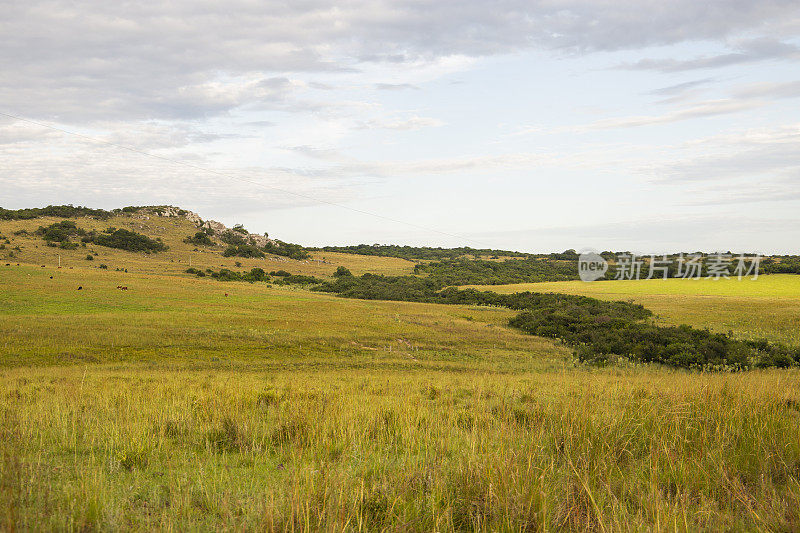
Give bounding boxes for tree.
[334,266,353,277]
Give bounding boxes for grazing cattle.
[224,293,229,297]
[77,286,82,290]
[49,276,53,279]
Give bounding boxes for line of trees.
[311,244,525,260]
[414,258,578,285]
[185,267,321,285]
[312,273,800,370]
[2,205,114,220]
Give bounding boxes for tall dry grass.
[2,366,799,531]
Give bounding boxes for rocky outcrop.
[136,205,279,248]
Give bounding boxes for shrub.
[263,240,309,260]
[184,230,214,246]
[85,254,94,261]
[210,268,242,281]
[219,230,247,246]
[334,266,353,277]
[223,245,265,258]
[36,220,86,243]
[274,274,322,285]
[89,228,168,253]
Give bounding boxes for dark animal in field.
[50,276,53,279]
[225,293,229,297]
[77,286,82,290]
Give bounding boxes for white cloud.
[576,99,763,130]
[356,115,445,130]
[2,1,798,122]
[617,38,800,72]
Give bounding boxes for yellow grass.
[0,215,415,278]
[470,276,800,345]
[2,216,800,530]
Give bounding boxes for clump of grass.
[205,416,249,453]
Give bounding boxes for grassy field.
[470,276,800,346]
[1,264,800,530]
[2,214,800,530]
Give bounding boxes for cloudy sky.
[2,1,799,253]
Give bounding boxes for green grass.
[470,275,800,345]
[3,364,800,530]
[0,265,557,370]
[2,261,800,529]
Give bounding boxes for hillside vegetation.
[2,206,800,530]
[2,265,800,530]
[0,206,415,278]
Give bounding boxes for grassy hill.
[0,207,415,277]
[2,207,800,530]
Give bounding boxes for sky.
[1,1,799,254]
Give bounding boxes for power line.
[0,111,487,245]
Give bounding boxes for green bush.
[222,245,265,258]
[273,274,322,285]
[184,230,214,246]
[88,228,168,253]
[36,220,86,243]
[189,267,272,283]
[263,240,309,260]
[334,266,353,277]
[219,230,248,246]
